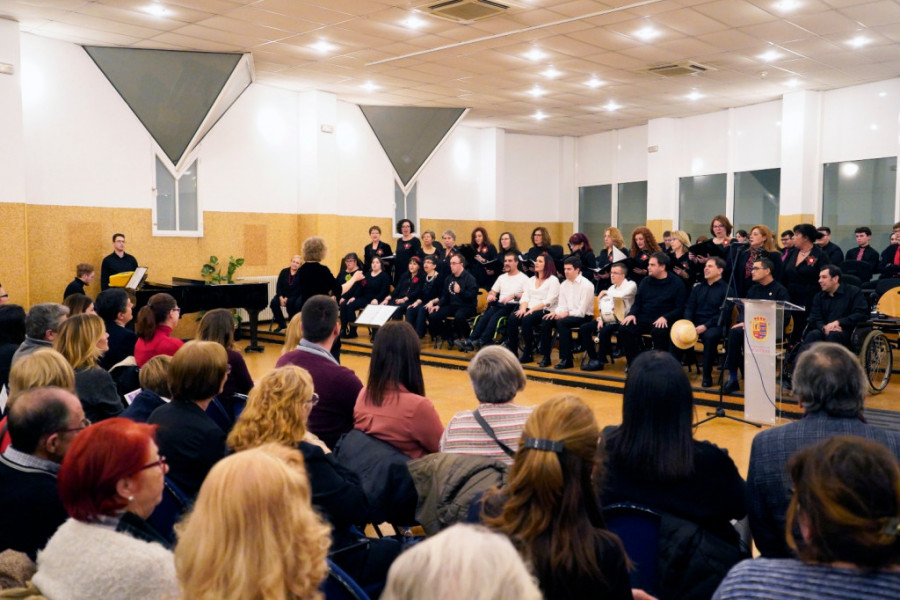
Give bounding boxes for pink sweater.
[134,325,184,367]
[354,385,443,459]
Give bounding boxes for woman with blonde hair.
[53,313,123,423]
[733,224,783,297]
[175,443,331,600]
[595,227,626,286]
[482,395,631,600]
[667,230,694,287]
[296,236,343,362]
[282,312,303,355]
[228,365,400,587]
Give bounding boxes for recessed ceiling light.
[686,91,704,101]
[361,81,379,92]
[603,101,620,111]
[773,0,800,11]
[311,40,337,54]
[585,76,604,89]
[758,49,782,62]
[402,15,426,29]
[524,48,546,62]
[533,110,547,121]
[847,35,870,48]
[541,66,561,79]
[634,26,660,41]
[143,3,168,16]
[528,85,546,98]
[870,123,878,131]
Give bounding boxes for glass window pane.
[618,181,647,239]
[178,160,198,232]
[734,169,780,234]
[679,174,726,241]
[155,157,176,231]
[823,157,897,254]
[394,181,418,233]
[578,184,611,247]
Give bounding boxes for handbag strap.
[472,409,516,458]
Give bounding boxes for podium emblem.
[751,315,769,341]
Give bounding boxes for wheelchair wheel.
[859,330,893,394]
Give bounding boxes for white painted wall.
[732,101,782,172]
[0,18,26,206]
[334,101,395,218]
[418,124,490,220]
[821,78,900,164]
[501,133,566,221]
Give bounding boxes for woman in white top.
[506,252,560,364]
[580,262,637,371]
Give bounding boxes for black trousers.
[580,320,619,362]
[619,321,672,365]
[471,303,516,344]
[540,315,591,362]
[270,294,302,328]
[428,304,476,340]
[506,310,548,355]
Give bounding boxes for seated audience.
[602,351,747,547]
[281,312,303,355]
[506,252,559,363]
[802,265,868,349]
[714,436,900,600]
[53,313,124,423]
[538,255,595,369]
[94,288,137,371]
[277,295,363,449]
[62,262,94,300]
[269,254,303,333]
[382,524,542,600]
[227,366,400,588]
[482,394,632,600]
[121,355,171,423]
[133,292,183,367]
[0,387,83,560]
[405,256,445,339]
[11,303,69,366]
[148,341,228,499]
[581,262,636,371]
[62,293,94,316]
[32,418,176,600]
[354,321,443,458]
[440,346,532,465]
[175,444,330,600]
[0,304,26,391]
[196,308,253,399]
[746,342,900,557]
[456,251,529,352]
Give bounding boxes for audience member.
[482,394,631,600]
[94,288,137,370]
[354,321,442,458]
[281,311,303,355]
[63,263,94,300]
[53,313,124,423]
[148,341,228,499]
[714,436,900,599]
[382,524,542,600]
[100,233,138,290]
[276,295,363,449]
[746,342,900,557]
[228,366,400,588]
[440,346,532,465]
[538,255,595,370]
[133,292,183,367]
[581,262,636,371]
[196,308,253,399]
[62,292,94,316]
[456,251,529,352]
[11,303,68,366]
[175,444,330,600]
[121,355,171,423]
[0,304,26,392]
[32,418,176,600]
[0,388,83,559]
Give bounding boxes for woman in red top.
[134,293,183,367]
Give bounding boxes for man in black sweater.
[426,253,479,345]
[684,257,731,388]
[0,388,85,559]
[100,233,139,290]
[802,265,868,349]
[815,226,843,265]
[618,252,687,365]
[63,262,95,299]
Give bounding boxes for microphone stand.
[695,241,761,428]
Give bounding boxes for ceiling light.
[847,35,870,48]
[585,76,604,89]
[758,49,782,62]
[402,15,426,29]
[634,26,660,41]
[361,81,379,92]
[785,78,802,88]
[879,91,888,97]
[773,0,800,11]
[311,40,337,54]
[143,3,168,16]
[541,66,561,79]
[533,110,546,121]
[524,48,546,62]
[528,85,546,98]
[603,101,620,111]
[686,90,704,101]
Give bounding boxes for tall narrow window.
[394,181,417,235]
[154,156,201,236]
[734,169,780,234]
[618,181,647,241]
[578,184,611,247]
[679,174,726,242]
[823,157,897,253]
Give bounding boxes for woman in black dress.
[524,226,553,275]
[420,230,440,264]
[406,257,445,338]
[595,227,626,289]
[667,230,694,290]
[393,219,421,286]
[629,227,660,284]
[469,227,498,289]
[782,223,830,342]
[383,257,423,318]
[341,256,391,338]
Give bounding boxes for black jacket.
[807,283,868,332]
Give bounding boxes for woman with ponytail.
[134,293,183,367]
[481,394,631,600]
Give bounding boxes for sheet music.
[355,304,400,326]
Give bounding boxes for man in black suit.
[802,265,868,349]
[844,226,880,280]
[100,233,139,290]
[815,226,843,265]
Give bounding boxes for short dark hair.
[563,255,581,271]
[610,263,628,276]
[301,295,339,344]
[0,304,26,345]
[76,263,94,278]
[817,226,831,235]
[8,387,73,454]
[450,253,466,268]
[781,230,793,238]
[736,229,748,238]
[94,288,129,322]
[855,226,872,236]
[504,250,518,260]
[793,342,865,417]
[650,251,669,269]
[793,223,820,242]
[396,219,415,234]
[754,257,775,273]
[368,225,381,235]
[112,233,125,242]
[707,256,726,270]
[423,256,438,268]
[820,264,841,278]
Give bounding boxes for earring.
[128,496,134,502]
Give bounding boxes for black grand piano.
[135,277,268,353]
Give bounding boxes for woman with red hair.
[32,417,176,599]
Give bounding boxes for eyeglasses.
[57,417,91,435]
[308,393,320,407]
[134,455,167,473]
[171,307,181,313]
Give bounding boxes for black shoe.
[345,327,358,339]
[582,359,603,372]
[538,357,551,368]
[723,380,741,394]
[454,339,470,352]
[701,377,714,388]
[471,339,484,351]
[554,359,574,370]
[273,325,286,334]
[519,353,534,364]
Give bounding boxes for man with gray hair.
[440,345,532,465]
[11,303,69,366]
[746,341,900,558]
[0,387,86,559]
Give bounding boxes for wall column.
[780,90,822,228]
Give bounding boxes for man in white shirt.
[581,262,637,371]
[538,256,595,369]
[457,252,530,352]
